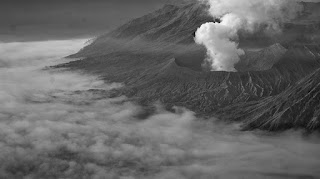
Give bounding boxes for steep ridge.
[236,43,288,72]
[218,68,320,131]
[59,2,320,126]
[70,3,212,58]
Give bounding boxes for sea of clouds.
[0,39,319,179]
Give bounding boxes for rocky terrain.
[58,2,320,131]
[219,68,320,131]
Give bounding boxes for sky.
[0,0,175,41]
[1,0,319,42]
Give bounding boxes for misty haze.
[1,0,320,178]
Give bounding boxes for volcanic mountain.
[59,2,320,131]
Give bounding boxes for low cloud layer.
[0,40,319,178]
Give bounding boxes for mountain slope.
[70,3,212,58]
[58,2,320,130]
[236,43,287,72]
[218,68,320,131]
[60,43,320,115]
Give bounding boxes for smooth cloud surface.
[0,40,319,178]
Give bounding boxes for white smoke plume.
[195,0,303,71]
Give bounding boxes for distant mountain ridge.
[60,2,320,131]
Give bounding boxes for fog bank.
[0,40,319,179]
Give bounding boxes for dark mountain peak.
[158,58,198,78]
[267,43,287,52]
[71,2,211,58]
[105,2,208,41]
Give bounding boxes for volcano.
[58,2,320,131]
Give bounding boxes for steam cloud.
[0,39,319,178]
[195,0,303,71]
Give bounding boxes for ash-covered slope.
[61,43,320,116]
[236,44,287,72]
[60,2,320,125]
[219,68,320,132]
[70,3,212,58]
